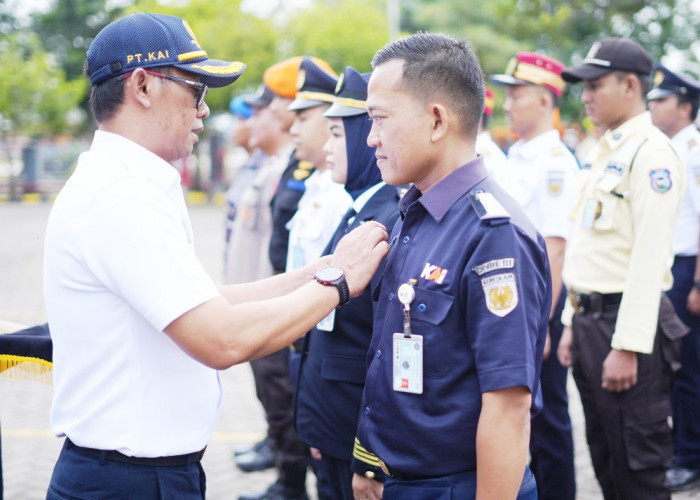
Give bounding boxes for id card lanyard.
[393,279,423,394]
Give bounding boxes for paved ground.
[0,202,697,499]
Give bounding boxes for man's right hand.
[330,221,389,296]
[557,326,573,367]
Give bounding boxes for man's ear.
[125,68,152,108]
[430,103,449,142]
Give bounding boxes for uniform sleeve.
[685,148,700,215]
[464,223,550,394]
[538,152,579,239]
[84,178,220,332]
[611,142,685,353]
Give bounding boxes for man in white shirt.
[490,51,579,500]
[476,86,507,173]
[648,64,700,492]
[43,13,388,500]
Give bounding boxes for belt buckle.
[569,292,584,314]
[377,458,392,477]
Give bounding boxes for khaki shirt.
[562,112,684,353]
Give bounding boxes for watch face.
[317,266,343,282]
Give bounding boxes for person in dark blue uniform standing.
[294,66,399,500]
[356,33,551,499]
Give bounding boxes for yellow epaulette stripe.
[0,355,53,383]
[353,437,380,466]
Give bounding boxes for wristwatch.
[315,265,350,308]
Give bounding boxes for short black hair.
[613,70,649,97]
[84,58,127,123]
[372,33,485,137]
[678,94,700,121]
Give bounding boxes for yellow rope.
[0,355,53,383]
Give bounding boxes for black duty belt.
[67,438,206,467]
[569,291,622,315]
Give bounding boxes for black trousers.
[571,294,685,500]
[250,348,308,491]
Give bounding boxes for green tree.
[0,30,87,136]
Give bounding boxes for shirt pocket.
[409,287,454,378]
[591,173,625,231]
[321,354,366,384]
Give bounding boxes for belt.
[569,291,622,315]
[67,439,206,467]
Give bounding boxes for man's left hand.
[602,349,637,392]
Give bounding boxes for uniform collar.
[353,181,385,213]
[91,130,182,192]
[600,111,651,151]
[671,123,699,145]
[399,156,488,223]
[508,129,561,160]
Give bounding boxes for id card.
[317,309,336,332]
[393,333,423,394]
[580,199,601,229]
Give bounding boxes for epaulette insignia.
[298,160,314,170]
[550,146,565,156]
[469,192,510,221]
[689,139,698,149]
[293,169,311,181]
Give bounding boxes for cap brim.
[646,88,675,101]
[490,74,531,87]
[177,59,246,88]
[324,103,366,118]
[561,64,612,83]
[287,99,329,111]
[242,95,270,108]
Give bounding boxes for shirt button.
[389,292,395,301]
[417,303,427,313]
[402,236,410,244]
[364,406,371,415]
[376,349,382,358]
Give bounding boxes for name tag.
[393,333,423,394]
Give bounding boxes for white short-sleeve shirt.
[44,131,221,457]
[670,124,700,256]
[494,129,579,239]
[476,131,507,174]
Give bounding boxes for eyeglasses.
[121,69,208,110]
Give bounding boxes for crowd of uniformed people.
[1,8,700,500]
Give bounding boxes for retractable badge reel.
[393,279,423,394]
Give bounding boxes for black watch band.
[315,266,351,308]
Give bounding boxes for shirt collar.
[91,130,181,191]
[399,156,488,223]
[671,123,698,145]
[601,111,651,151]
[352,182,385,213]
[508,129,561,160]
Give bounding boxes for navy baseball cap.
[288,57,337,111]
[647,64,700,101]
[243,84,274,109]
[86,12,246,88]
[325,66,371,118]
[562,38,652,83]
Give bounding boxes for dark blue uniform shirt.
[357,157,551,478]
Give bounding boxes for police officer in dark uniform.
[294,66,400,500]
[356,33,549,499]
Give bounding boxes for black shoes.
[235,437,276,472]
[238,480,309,500]
[668,466,700,492]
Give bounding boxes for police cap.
[287,57,338,111]
[490,52,566,97]
[324,66,371,118]
[242,84,274,108]
[647,64,700,101]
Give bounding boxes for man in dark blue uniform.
[356,33,550,499]
[294,66,399,500]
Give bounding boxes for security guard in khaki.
[559,38,687,500]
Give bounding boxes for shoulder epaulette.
[689,139,698,150]
[469,192,511,223]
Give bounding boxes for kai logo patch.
[650,169,672,193]
[481,273,519,317]
[420,262,447,284]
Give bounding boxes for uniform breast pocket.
[591,174,625,231]
[409,287,454,378]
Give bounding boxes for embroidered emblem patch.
[649,169,672,193]
[481,273,518,317]
[420,262,448,284]
[547,176,564,196]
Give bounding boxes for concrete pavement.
[0,202,697,499]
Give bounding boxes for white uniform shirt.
[670,124,700,256]
[494,129,579,239]
[44,131,221,457]
[476,131,507,174]
[285,169,352,271]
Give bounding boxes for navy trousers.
[384,466,537,499]
[667,255,700,469]
[529,289,575,500]
[46,439,205,499]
